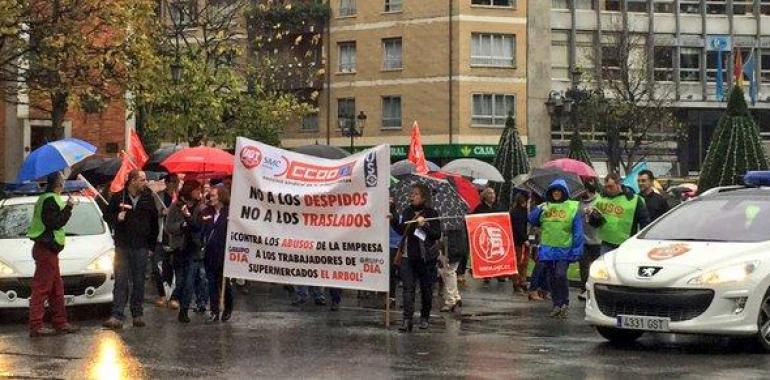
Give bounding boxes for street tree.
[573,32,680,174]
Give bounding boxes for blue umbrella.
[16,138,97,182]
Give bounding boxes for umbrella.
[390,174,469,231]
[390,159,440,176]
[292,144,350,159]
[79,157,122,185]
[69,156,109,179]
[543,158,597,178]
[161,146,234,174]
[441,159,504,182]
[144,145,184,172]
[428,171,481,211]
[521,167,586,199]
[17,138,97,182]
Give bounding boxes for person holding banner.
[528,180,584,320]
[202,186,234,324]
[392,183,442,332]
[472,187,507,285]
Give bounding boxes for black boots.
[221,308,232,322]
[399,319,413,332]
[419,318,429,330]
[206,312,220,324]
[178,309,191,323]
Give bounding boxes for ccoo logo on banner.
[466,212,518,279]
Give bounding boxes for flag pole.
[76,174,109,205]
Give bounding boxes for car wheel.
[596,326,644,344]
[756,290,770,352]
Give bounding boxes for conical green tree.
[493,114,530,210]
[567,130,593,167]
[698,86,769,193]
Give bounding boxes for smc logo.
[263,155,289,176]
[240,146,262,169]
[285,161,354,183]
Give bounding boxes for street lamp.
[340,111,367,152]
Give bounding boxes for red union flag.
[466,212,517,279]
[407,121,429,174]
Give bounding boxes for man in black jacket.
[472,187,506,284]
[637,170,670,222]
[103,170,159,329]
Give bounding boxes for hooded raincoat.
[527,179,584,262]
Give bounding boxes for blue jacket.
[528,179,584,262]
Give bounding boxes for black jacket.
[106,188,159,249]
[392,205,442,262]
[203,206,229,271]
[641,190,670,222]
[472,201,504,214]
[509,205,529,246]
[35,196,73,253]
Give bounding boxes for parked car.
[0,194,114,308]
[585,172,770,351]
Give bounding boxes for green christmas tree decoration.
[567,130,593,167]
[493,114,530,210]
[698,86,769,193]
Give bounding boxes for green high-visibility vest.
[595,194,639,246]
[27,192,66,247]
[540,200,580,248]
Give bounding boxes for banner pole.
[220,274,227,316]
[385,291,391,328]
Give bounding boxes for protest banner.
[224,137,391,293]
[466,212,518,279]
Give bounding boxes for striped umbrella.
[16,138,97,182]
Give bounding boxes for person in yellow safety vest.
[26,172,81,337]
[589,173,651,255]
[528,179,584,320]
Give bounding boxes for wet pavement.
[1,280,770,379]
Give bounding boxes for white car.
[585,183,770,351]
[0,194,114,308]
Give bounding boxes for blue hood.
[546,179,571,202]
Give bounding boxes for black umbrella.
[144,145,184,172]
[390,159,441,176]
[84,157,124,185]
[68,157,110,180]
[390,174,469,231]
[521,167,586,199]
[292,144,350,159]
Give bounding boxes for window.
[763,0,770,15]
[473,0,515,6]
[0,203,105,239]
[472,94,515,126]
[382,38,403,70]
[733,1,754,14]
[340,0,356,16]
[471,33,515,68]
[680,48,701,82]
[382,96,402,129]
[301,114,319,131]
[552,0,568,8]
[706,0,727,14]
[605,0,621,11]
[680,0,701,13]
[761,52,770,82]
[337,98,355,131]
[628,0,648,12]
[707,50,731,82]
[654,46,674,81]
[338,42,356,73]
[653,0,674,12]
[601,44,621,80]
[551,31,569,79]
[169,0,197,26]
[384,0,402,12]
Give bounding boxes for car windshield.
[0,201,105,239]
[639,196,770,243]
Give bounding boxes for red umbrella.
[429,171,481,211]
[543,158,597,178]
[161,146,234,174]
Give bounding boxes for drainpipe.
[448,0,454,146]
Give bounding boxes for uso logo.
[240,146,263,169]
[285,161,354,183]
[470,222,512,264]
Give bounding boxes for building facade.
[280,0,532,166]
[536,0,770,176]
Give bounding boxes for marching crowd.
[24,166,671,336]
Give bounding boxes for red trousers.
[29,242,68,331]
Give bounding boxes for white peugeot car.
[0,193,114,308]
[586,179,770,351]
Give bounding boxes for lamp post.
[341,111,367,153]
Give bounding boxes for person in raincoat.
[528,179,584,319]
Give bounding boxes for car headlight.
[0,260,15,276]
[688,261,759,285]
[87,249,115,272]
[589,260,610,281]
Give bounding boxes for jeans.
[401,258,436,320]
[152,244,174,298]
[112,246,149,320]
[205,263,233,314]
[295,286,326,302]
[439,261,461,306]
[579,244,602,290]
[389,247,399,297]
[29,243,69,331]
[544,260,570,308]
[171,253,195,311]
[328,288,342,305]
[529,259,549,292]
[191,260,209,309]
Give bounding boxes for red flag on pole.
[129,129,149,168]
[109,152,137,194]
[408,121,429,174]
